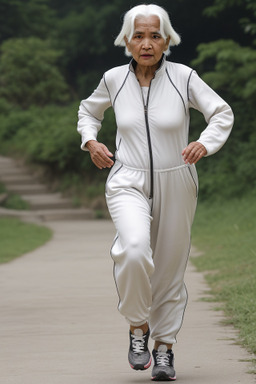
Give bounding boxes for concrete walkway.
[0,220,255,384]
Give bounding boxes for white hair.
[114,4,181,56]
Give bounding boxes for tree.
[190,0,256,198]
[0,0,55,43]
[51,0,220,98]
[203,0,256,41]
[0,37,70,108]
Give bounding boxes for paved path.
[0,220,255,384]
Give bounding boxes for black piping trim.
[117,137,122,151]
[166,68,186,114]
[113,70,130,108]
[103,74,111,104]
[174,185,198,341]
[174,282,189,343]
[107,164,123,184]
[174,235,192,343]
[110,235,122,312]
[188,166,198,198]
[187,69,194,102]
[114,138,122,163]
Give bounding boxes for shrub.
[0,37,70,108]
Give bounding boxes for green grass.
[191,193,256,358]
[0,217,52,263]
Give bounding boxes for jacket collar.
[129,54,167,78]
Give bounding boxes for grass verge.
[0,217,52,263]
[191,193,256,360]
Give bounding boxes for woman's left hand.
[182,142,207,164]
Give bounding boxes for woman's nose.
[142,38,152,49]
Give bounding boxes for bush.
[2,194,30,210]
[0,102,117,178]
[190,40,256,199]
[0,37,70,108]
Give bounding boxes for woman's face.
[125,15,170,69]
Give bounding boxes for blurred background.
[0,0,255,205]
[1,0,256,361]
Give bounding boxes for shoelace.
[155,351,170,366]
[131,333,146,354]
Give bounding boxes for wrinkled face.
[125,15,170,69]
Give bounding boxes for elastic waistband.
[116,160,189,173]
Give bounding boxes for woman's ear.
[165,36,171,51]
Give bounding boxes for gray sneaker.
[151,345,176,381]
[128,328,151,370]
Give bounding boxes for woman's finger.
[182,142,207,164]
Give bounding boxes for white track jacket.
[78,56,234,198]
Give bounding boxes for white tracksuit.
[77,56,234,344]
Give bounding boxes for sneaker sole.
[130,357,152,371]
[151,372,176,381]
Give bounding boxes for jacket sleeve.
[188,71,234,156]
[77,75,112,151]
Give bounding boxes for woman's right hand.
[86,140,114,169]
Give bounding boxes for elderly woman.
[77,4,234,381]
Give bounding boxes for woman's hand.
[86,140,114,169]
[182,142,207,165]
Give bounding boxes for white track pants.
[105,161,198,344]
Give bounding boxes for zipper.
[142,83,154,199]
[132,56,165,200]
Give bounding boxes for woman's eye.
[153,35,161,39]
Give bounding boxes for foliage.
[191,39,256,197]
[1,194,30,210]
[0,0,55,43]
[0,37,70,108]
[0,217,52,263]
[203,0,256,37]
[192,193,256,356]
[52,0,222,98]
[189,0,256,199]
[203,0,243,16]
[192,40,256,102]
[0,101,116,175]
[0,182,6,193]
[53,3,121,96]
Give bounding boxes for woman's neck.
[135,64,158,87]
